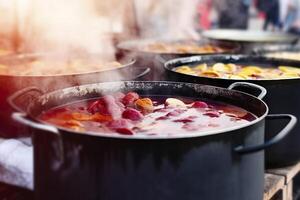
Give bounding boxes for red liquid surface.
[39,93,257,137]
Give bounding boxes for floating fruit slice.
[165,98,186,108]
[226,63,238,72]
[122,92,139,106]
[279,66,300,74]
[241,66,263,74]
[192,101,208,108]
[199,70,221,78]
[280,72,299,79]
[122,108,144,121]
[135,98,154,113]
[212,63,237,73]
[194,63,207,71]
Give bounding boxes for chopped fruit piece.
[92,113,113,122]
[122,108,144,121]
[199,71,221,78]
[106,119,132,130]
[135,98,154,113]
[194,63,207,71]
[203,111,220,118]
[192,101,208,108]
[115,128,134,135]
[165,98,186,108]
[122,92,139,106]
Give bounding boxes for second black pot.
[165,55,300,168]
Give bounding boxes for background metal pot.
[165,55,300,168]
[117,39,240,80]
[12,81,296,200]
[0,54,150,138]
[202,29,299,54]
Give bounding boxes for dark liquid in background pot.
[39,94,257,137]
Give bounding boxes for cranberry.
[122,92,139,106]
[192,101,208,109]
[122,108,144,121]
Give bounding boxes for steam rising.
[22,0,116,60]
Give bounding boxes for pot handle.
[131,67,151,80]
[234,114,297,154]
[12,112,65,168]
[228,82,267,99]
[8,87,44,113]
[12,112,59,134]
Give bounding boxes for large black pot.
[117,39,239,80]
[164,55,300,168]
[0,54,150,138]
[11,81,296,200]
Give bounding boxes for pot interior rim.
[29,81,269,140]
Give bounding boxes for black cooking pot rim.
[117,39,240,55]
[32,81,269,140]
[164,54,300,81]
[0,54,135,78]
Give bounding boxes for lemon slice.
[194,63,207,71]
[280,72,299,79]
[199,70,221,78]
[242,66,263,74]
[279,66,300,73]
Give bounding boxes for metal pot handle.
[234,114,297,154]
[131,67,151,80]
[12,112,65,168]
[228,82,267,99]
[8,87,44,113]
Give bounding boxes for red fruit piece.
[192,101,208,109]
[122,108,144,121]
[87,95,124,119]
[166,109,186,117]
[106,119,132,130]
[116,128,134,135]
[203,111,220,118]
[122,92,139,106]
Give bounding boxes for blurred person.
[281,0,300,34]
[214,0,252,29]
[257,0,280,30]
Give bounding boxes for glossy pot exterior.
[13,81,272,200]
[33,122,264,200]
[165,55,300,168]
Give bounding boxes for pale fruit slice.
[194,63,208,71]
[199,70,221,78]
[165,98,186,108]
[279,66,300,74]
